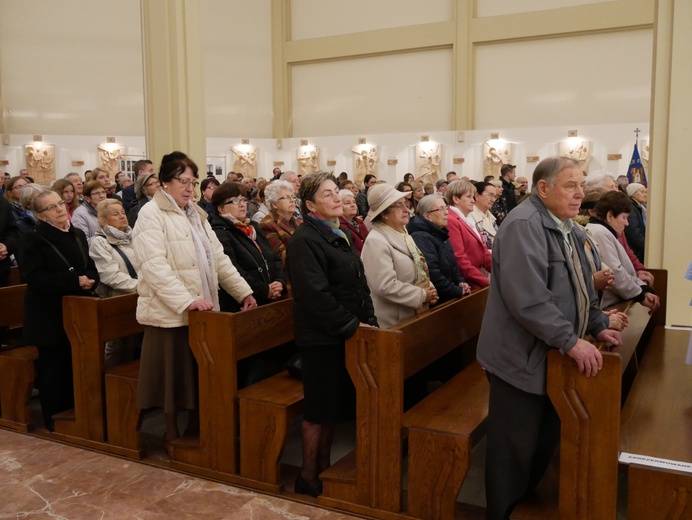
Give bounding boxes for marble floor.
[0,429,360,520]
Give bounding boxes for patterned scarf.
[221,213,261,252]
[310,212,349,246]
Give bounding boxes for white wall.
[291,49,454,136]
[202,0,273,137]
[475,0,613,17]
[0,0,144,136]
[290,0,452,40]
[474,29,653,128]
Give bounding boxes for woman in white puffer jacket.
[132,157,256,455]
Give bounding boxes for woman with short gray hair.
[407,194,470,304]
[259,179,302,267]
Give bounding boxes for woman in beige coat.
[133,158,256,455]
[361,183,438,328]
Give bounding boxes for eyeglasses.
[276,195,294,202]
[10,185,27,191]
[389,202,408,210]
[204,184,216,191]
[428,205,449,214]
[144,179,160,188]
[221,198,247,206]
[38,200,66,213]
[90,190,107,197]
[173,177,199,188]
[482,192,498,200]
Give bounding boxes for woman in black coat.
[407,194,470,304]
[19,191,99,431]
[286,172,378,498]
[210,182,285,311]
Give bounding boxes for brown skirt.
[136,326,197,413]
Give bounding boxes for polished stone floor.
[0,429,359,520]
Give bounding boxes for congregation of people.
[1,154,657,516]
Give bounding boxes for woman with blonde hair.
[90,199,140,367]
[51,179,79,221]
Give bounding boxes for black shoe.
[295,475,323,497]
[45,419,55,433]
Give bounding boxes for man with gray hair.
[477,156,621,520]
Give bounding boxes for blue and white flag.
[627,143,648,186]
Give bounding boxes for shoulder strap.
[36,232,75,272]
[109,244,138,279]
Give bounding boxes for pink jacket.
[447,209,492,289]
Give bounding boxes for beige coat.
[361,223,427,329]
[132,190,252,328]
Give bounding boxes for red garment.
[618,232,645,271]
[447,210,491,289]
[338,216,369,255]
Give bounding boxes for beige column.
[648,0,692,326]
[140,0,206,168]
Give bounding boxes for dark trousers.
[36,343,75,427]
[485,372,560,520]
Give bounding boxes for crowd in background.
[0,155,654,502]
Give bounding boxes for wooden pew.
[54,293,142,454]
[619,327,692,519]
[319,288,489,518]
[0,284,38,432]
[171,299,298,492]
[511,268,668,520]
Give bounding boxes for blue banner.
[627,143,648,186]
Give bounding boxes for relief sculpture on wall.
[483,142,513,179]
[297,147,320,176]
[559,139,592,173]
[231,146,258,178]
[351,145,378,184]
[24,144,56,184]
[415,143,441,184]
[98,145,126,177]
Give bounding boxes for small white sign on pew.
[619,452,692,474]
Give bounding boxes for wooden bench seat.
[511,268,667,520]
[320,289,488,518]
[238,370,304,486]
[56,293,142,451]
[0,283,37,433]
[172,299,296,491]
[0,345,38,432]
[104,359,143,458]
[619,327,692,520]
[403,361,489,520]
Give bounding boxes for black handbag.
[284,353,302,380]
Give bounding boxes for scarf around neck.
[310,212,349,245]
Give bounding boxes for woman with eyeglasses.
[71,181,108,243]
[361,183,438,329]
[259,179,302,268]
[127,171,160,227]
[132,158,256,456]
[445,179,492,290]
[210,182,285,312]
[470,181,499,251]
[19,191,99,431]
[407,194,471,305]
[197,177,220,220]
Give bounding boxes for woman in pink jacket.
[444,180,492,290]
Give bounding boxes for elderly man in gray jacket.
[477,156,622,520]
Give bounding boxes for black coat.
[286,215,377,347]
[407,215,465,304]
[0,197,20,281]
[625,200,646,264]
[126,197,150,228]
[19,222,99,347]
[210,215,285,312]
